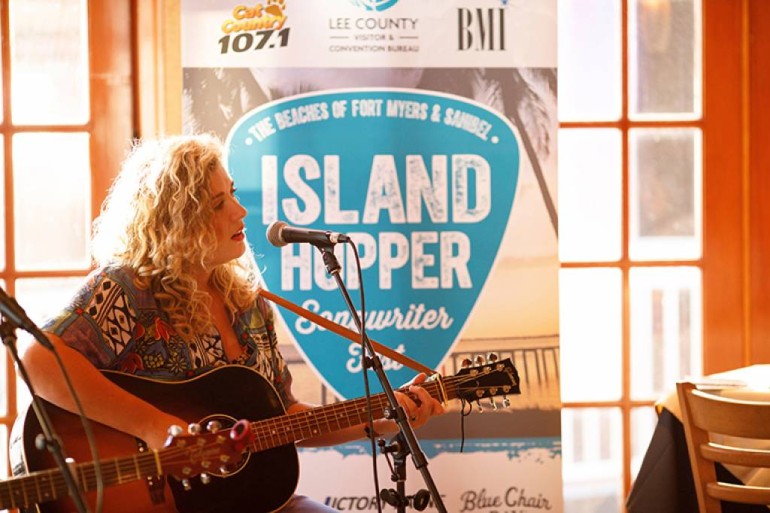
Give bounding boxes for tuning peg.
[168,424,184,437]
[489,397,498,410]
[200,473,211,485]
[487,353,499,363]
[207,420,223,433]
[461,358,473,368]
[475,400,483,412]
[188,423,202,435]
[475,355,485,366]
[503,396,511,408]
[181,479,192,491]
[219,465,231,475]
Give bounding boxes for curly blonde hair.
[92,133,259,338]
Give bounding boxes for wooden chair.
[677,381,770,513]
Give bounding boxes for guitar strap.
[256,288,436,376]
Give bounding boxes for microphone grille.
[265,221,288,247]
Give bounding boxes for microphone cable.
[347,240,384,513]
[50,343,105,513]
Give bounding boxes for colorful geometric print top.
[43,265,297,407]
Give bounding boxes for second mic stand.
[0,318,90,513]
[317,244,447,513]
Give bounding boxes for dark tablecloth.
[626,407,766,513]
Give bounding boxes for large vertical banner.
[181,1,560,511]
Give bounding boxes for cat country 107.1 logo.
[218,1,289,54]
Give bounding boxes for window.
[558,0,704,510]
[558,0,767,511]
[0,0,132,483]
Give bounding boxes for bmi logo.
[457,8,505,51]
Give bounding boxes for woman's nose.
[235,199,248,218]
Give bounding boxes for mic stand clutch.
[316,244,447,513]
[0,318,90,513]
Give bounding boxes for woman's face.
[208,162,248,268]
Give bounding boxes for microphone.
[0,286,55,350]
[266,220,350,247]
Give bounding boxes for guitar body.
[12,366,299,513]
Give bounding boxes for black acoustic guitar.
[11,359,519,513]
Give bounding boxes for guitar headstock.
[160,419,253,484]
[452,356,521,403]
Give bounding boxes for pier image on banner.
[181,0,560,510]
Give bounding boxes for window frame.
[558,0,763,504]
[0,0,133,476]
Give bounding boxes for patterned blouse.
[43,265,296,407]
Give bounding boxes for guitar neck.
[246,377,454,451]
[0,450,161,510]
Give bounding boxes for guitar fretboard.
[247,375,468,451]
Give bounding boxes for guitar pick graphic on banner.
[226,89,520,399]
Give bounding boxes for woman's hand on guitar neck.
[404,372,445,428]
[374,372,445,436]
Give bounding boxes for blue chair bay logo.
[348,0,400,12]
[226,89,520,399]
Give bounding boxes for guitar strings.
[245,369,515,451]
[2,449,190,508]
[247,380,451,449]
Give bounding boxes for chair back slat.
[701,444,770,467]
[688,389,770,438]
[677,381,770,513]
[706,482,770,504]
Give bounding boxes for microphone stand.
[0,316,90,513]
[316,244,447,513]
[379,432,431,512]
